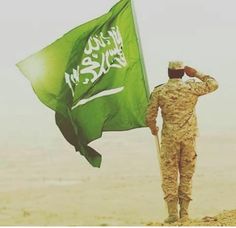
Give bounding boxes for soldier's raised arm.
[145,87,160,135]
[185,66,219,96]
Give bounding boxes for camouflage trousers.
[159,136,197,202]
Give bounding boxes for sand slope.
[148,210,236,226]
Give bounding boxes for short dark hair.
[168,68,185,78]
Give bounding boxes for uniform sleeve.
[145,88,159,129]
[187,73,219,96]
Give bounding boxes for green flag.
[17,0,149,168]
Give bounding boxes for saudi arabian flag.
[17,0,149,168]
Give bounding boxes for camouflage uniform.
[146,73,218,202]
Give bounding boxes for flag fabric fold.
[17,0,149,168]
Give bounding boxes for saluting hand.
[184,66,197,77]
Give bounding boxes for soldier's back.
[156,79,199,138]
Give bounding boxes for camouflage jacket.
[146,73,219,140]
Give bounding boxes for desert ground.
[0,127,236,226]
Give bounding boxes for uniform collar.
[167,78,183,84]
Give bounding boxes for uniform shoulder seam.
[149,84,164,99]
[154,83,164,89]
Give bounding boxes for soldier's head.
[168,61,185,79]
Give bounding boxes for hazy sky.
[1,0,236,145]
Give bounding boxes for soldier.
[146,61,218,223]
